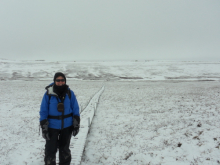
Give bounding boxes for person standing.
[40,72,80,165]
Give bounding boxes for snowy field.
[81,81,220,165]
[0,80,104,165]
[1,59,220,165]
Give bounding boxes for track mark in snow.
[55,86,105,165]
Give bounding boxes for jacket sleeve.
[39,92,50,121]
[70,90,80,116]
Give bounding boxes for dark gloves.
[40,119,50,140]
[72,115,80,136]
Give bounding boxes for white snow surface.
[0,59,220,165]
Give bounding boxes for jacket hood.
[45,83,57,96]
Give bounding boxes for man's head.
[53,72,66,86]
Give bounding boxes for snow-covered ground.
[81,81,220,165]
[0,80,103,165]
[0,59,220,165]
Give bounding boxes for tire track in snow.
[55,85,105,165]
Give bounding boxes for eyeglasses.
[55,79,65,82]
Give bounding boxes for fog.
[0,0,219,61]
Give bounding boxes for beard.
[53,84,68,98]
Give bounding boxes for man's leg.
[45,128,59,165]
[59,126,72,165]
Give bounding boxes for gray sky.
[0,0,219,61]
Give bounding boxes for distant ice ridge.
[0,59,220,81]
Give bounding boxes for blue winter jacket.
[39,83,80,129]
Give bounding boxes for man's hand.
[40,119,50,140]
[73,116,80,136]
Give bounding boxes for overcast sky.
[0,0,219,61]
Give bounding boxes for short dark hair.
[53,72,66,83]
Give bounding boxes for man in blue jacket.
[40,72,80,165]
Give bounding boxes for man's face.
[55,76,65,86]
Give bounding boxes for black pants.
[44,126,73,165]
